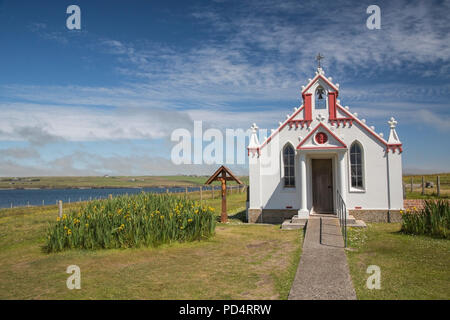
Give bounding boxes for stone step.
[292,216,308,224]
[281,219,306,230]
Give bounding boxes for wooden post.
[220,175,227,223]
[421,176,425,195]
[205,166,243,223]
[212,186,214,199]
[109,194,113,200]
[437,176,440,197]
[58,200,63,218]
[200,186,203,202]
[185,186,188,198]
[42,200,44,206]
[410,177,413,192]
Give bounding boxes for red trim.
[303,93,312,121]
[302,74,339,95]
[247,147,260,156]
[336,105,403,153]
[299,146,347,150]
[296,122,347,150]
[288,120,313,129]
[259,105,305,150]
[328,92,337,120]
[329,118,353,127]
[336,105,388,147]
[387,144,403,153]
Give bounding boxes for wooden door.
[312,159,333,213]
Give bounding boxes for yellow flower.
[62,214,67,220]
[85,223,89,228]
[56,217,61,222]
[399,210,404,214]
[67,229,72,235]
[160,215,164,219]
[188,218,193,223]
[64,225,68,230]
[180,226,184,230]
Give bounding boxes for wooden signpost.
[205,166,243,223]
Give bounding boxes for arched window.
[315,86,326,109]
[283,145,295,187]
[350,142,363,188]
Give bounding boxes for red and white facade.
[247,67,403,222]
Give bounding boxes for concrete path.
[288,216,357,300]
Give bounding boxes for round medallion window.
[315,132,328,144]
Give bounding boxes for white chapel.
[247,61,404,224]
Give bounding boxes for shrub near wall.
[401,200,450,239]
[44,193,216,253]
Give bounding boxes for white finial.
[379,133,384,138]
[328,77,332,81]
[370,126,375,130]
[294,107,298,111]
[279,122,282,126]
[271,129,276,134]
[308,78,312,82]
[286,114,290,119]
[388,117,398,129]
[337,99,341,104]
[248,123,260,150]
[345,106,349,110]
[362,119,366,123]
[353,112,358,117]
[387,117,401,144]
[301,85,305,90]
[336,83,340,88]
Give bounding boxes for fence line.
[404,175,446,198]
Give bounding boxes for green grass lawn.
[346,223,450,299]
[0,192,302,299]
[0,175,249,189]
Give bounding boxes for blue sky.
[0,0,449,176]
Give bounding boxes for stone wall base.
[349,210,402,223]
[249,209,405,224]
[248,209,298,224]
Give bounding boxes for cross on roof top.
[316,53,324,68]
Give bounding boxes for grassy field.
[346,223,450,299]
[0,175,249,189]
[0,192,302,299]
[403,173,450,199]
